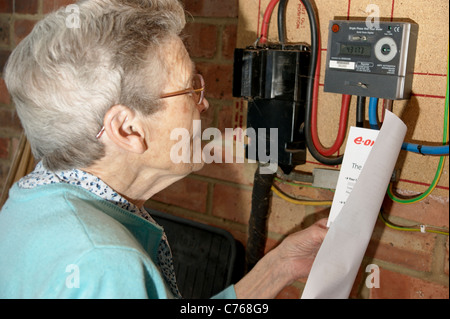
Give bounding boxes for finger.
[314,218,329,229]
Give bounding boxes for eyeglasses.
[96,74,206,139]
[160,73,205,105]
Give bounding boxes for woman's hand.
[275,218,328,283]
[234,219,328,299]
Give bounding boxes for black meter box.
[233,44,310,102]
[233,44,310,173]
[324,20,418,100]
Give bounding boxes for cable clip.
[417,145,425,156]
[420,225,426,233]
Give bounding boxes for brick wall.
[0,0,448,299]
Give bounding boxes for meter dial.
[374,37,398,63]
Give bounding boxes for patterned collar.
[18,161,152,220]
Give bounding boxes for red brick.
[196,62,233,100]
[222,24,237,60]
[0,0,13,13]
[445,237,449,275]
[0,108,22,131]
[212,183,252,224]
[0,137,10,159]
[0,17,11,47]
[0,50,11,74]
[0,78,11,105]
[216,103,233,133]
[150,177,208,213]
[184,23,217,59]
[383,196,449,229]
[367,219,436,272]
[195,161,256,186]
[14,0,39,14]
[43,0,77,14]
[268,196,307,235]
[370,268,449,299]
[200,102,215,129]
[183,0,238,18]
[349,265,366,298]
[14,19,37,45]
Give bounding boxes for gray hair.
[4,0,186,170]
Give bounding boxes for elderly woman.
[0,0,327,299]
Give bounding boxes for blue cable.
[401,143,449,156]
[369,98,379,130]
[367,97,449,156]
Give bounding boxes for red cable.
[310,31,351,156]
[260,0,350,156]
[259,0,280,44]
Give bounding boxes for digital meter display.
[339,43,371,57]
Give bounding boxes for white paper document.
[327,127,380,227]
[301,111,407,299]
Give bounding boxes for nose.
[197,97,209,114]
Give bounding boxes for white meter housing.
[324,20,418,100]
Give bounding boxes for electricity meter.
[324,20,418,100]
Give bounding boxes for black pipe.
[245,164,276,272]
[244,0,288,273]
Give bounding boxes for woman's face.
[140,37,209,176]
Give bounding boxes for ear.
[102,105,147,154]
